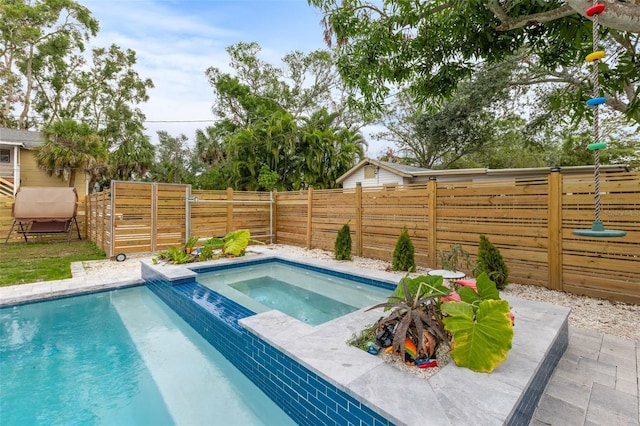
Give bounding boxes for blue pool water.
[230,277,357,325]
[0,287,295,426]
[196,261,392,325]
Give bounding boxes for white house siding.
[341,167,407,188]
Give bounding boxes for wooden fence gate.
[87,181,189,257]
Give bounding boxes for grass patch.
[0,240,106,287]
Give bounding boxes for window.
[0,148,9,163]
[364,165,377,179]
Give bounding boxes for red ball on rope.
[586,4,606,17]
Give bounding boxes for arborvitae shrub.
[475,235,509,290]
[334,222,352,260]
[392,226,415,271]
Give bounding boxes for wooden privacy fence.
[86,181,273,257]
[57,171,640,304]
[273,171,640,304]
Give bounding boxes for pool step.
[110,290,294,425]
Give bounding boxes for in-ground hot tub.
[195,259,393,325]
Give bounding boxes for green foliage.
[384,274,450,311]
[438,243,471,273]
[204,42,366,191]
[358,271,514,373]
[37,119,108,187]
[157,230,262,264]
[108,133,155,181]
[441,298,513,373]
[0,1,153,180]
[392,226,415,271]
[257,164,281,191]
[198,245,215,262]
[203,229,262,257]
[157,246,193,264]
[348,324,377,352]
[148,131,191,184]
[308,0,639,126]
[185,236,199,249]
[334,222,352,260]
[474,235,509,290]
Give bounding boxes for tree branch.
[486,1,577,31]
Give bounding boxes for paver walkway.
[0,264,638,426]
[531,327,639,426]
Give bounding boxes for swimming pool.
[196,261,392,325]
[0,286,295,425]
[143,255,397,425]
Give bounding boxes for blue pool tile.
[326,386,350,409]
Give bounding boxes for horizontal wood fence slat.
[3,171,638,304]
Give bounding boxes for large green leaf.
[456,272,500,306]
[223,229,250,256]
[475,272,500,300]
[203,237,225,249]
[442,299,514,373]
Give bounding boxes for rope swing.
[572,1,626,238]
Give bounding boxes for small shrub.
[334,222,352,260]
[392,226,415,272]
[474,235,509,290]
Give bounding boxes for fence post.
[226,187,234,233]
[151,183,157,253]
[100,192,106,254]
[427,177,438,268]
[306,186,313,249]
[355,182,363,256]
[271,190,277,244]
[86,193,91,241]
[548,169,563,291]
[109,182,116,258]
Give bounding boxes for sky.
[78,0,389,157]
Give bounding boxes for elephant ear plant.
[441,272,514,373]
[203,229,255,257]
[157,229,263,263]
[361,272,514,373]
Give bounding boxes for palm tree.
[108,133,155,181]
[299,108,366,188]
[36,119,108,188]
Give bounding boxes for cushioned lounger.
[4,187,81,243]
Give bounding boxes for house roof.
[410,164,630,178]
[337,157,630,184]
[336,158,431,183]
[0,128,44,149]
